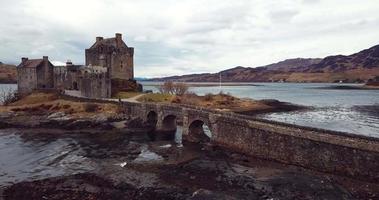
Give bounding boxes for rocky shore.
[1,92,378,199]
[1,128,378,200]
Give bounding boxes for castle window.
[120,61,123,69]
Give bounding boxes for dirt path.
[64,90,145,103]
[123,94,145,103]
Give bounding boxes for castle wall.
[17,67,37,94]
[79,72,111,98]
[36,59,54,89]
[66,71,80,90]
[53,66,67,91]
[110,48,134,80]
[85,47,134,81]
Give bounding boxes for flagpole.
[219,72,222,92]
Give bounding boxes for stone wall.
[85,46,134,81]
[79,72,111,98]
[36,58,54,89]
[17,58,54,94]
[53,66,66,91]
[110,79,142,96]
[121,102,379,182]
[17,67,37,94]
[212,115,379,182]
[109,47,134,80]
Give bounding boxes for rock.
[91,114,109,123]
[0,111,14,119]
[125,118,144,128]
[65,119,94,129]
[110,120,127,129]
[47,112,66,120]
[188,189,237,200]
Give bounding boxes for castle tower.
[85,33,134,81]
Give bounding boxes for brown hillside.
[151,45,379,83]
[0,63,17,83]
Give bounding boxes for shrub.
[204,93,213,101]
[0,88,20,106]
[157,81,189,96]
[84,103,99,112]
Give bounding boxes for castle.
[17,33,141,98]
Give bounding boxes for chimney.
[115,33,122,41]
[21,57,28,63]
[66,60,73,66]
[43,56,48,61]
[96,36,103,42]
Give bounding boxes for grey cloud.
[269,9,300,23]
[301,0,321,4]
[0,0,378,77]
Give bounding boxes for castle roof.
[89,37,128,49]
[17,59,43,68]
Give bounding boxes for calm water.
[0,129,94,187]
[1,83,378,136]
[142,82,379,137]
[0,129,155,187]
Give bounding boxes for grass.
[137,93,174,103]
[113,92,142,99]
[0,92,121,117]
[171,92,272,112]
[9,92,59,106]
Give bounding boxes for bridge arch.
[146,111,158,128]
[162,114,177,131]
[187,119,212,143]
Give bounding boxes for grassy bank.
[0,92,121,117]
[0,90,305,117]
[113,92,142,99]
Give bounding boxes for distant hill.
[0,63,17,84]
[151,45,379,83]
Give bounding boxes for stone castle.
[17,33,141,98]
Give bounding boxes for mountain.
[0,63,17,84]
[151,45,379,83]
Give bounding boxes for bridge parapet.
[121,101,379,182]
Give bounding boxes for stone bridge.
[120,101,379,182]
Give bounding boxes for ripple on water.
[0,129,96,187]
[262,105,379,138]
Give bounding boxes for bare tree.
[157,81,189,96]
[172,82,189,96]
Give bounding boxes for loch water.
[1,83,378,137]
[142,82,379,138]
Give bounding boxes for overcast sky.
[0,0,378,77]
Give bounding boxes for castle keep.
[17,33,141,98]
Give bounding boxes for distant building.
[17,33,141,98]
[17,56,54,94]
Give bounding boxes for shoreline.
[1,92,379,199]
[1,128,378,199]
[314,85,379,90]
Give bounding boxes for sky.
[0,0,378,78]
